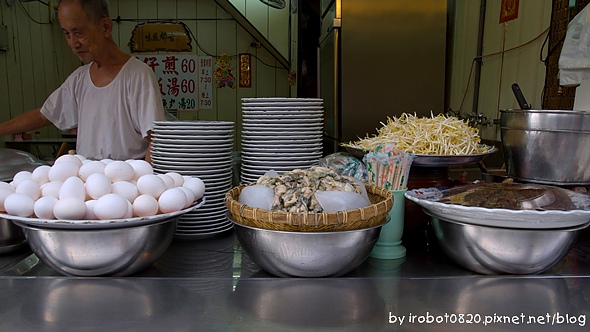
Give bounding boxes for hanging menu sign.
[136,54,212,110]
[199,56,213,109]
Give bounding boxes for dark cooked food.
[439,183,577,210]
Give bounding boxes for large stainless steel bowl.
[500,109,590,185]
[0,218,26,254]
[233,222,382,277]
[12,217,178,277]
[431,217,587,274]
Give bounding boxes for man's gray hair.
[60,0,110,21]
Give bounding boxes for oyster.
[256,166,364,213]
[439,183,577,211]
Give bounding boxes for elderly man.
[0,0,164,162]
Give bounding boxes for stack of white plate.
[240,98,324,183]
[151,121,235,239]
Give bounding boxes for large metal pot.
[0,148,46,253]
[500,109,590,185]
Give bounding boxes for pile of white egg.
[0,154,206,221]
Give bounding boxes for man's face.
[58,1,109,63]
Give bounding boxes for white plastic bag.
[559,4,590,86]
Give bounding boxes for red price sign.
[136,55,206,110]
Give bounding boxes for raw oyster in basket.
[255,166,368,213]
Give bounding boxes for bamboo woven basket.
[225,184,393,232]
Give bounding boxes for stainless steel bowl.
[13,217,178,277]
[233,222,382,277]
[500,109,590,185]
[431,217,587,274]
[0,218,26,254]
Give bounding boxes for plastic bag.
[559,4,590,86]
[314,190,371,213]
[318,152,368,181]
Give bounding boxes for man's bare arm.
[0,108,53,136]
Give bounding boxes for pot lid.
[0,148,46,182]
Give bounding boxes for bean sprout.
[342,113,489,155]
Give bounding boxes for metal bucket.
[500,109,590,185]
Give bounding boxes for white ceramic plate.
[241,150,322,157]
[151,154,232,162]
[241,154,321,162]
[405,187,590,229]
[242,107,324,118]
[152,161,233,169]
[153,134,232,140]
[242,97,324,103]
[152,138,233,146]
[240,147,322,155]
[242,124,323,131]
[154,120,235,126]
[241,163,315,172]
[242,130,322,137]
[241,158,319,166]
[153,129,234,136]
[243,118,323,124]
[242,133,322,142]
[2,199,205,230]
[152,144,234,153]
[152,167,232,177]
[243,101,323,107]
[242,138,321,145]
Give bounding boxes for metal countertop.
[0,227,589,331]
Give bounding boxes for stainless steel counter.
[0,227,589,331]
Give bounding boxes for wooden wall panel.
[116,0,138,53]
[0,3,11,126]
[268,5,289,61]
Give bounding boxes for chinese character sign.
[136,55,212,110]
[199,56,213,109]
[130,22,192,52]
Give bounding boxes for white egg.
[15,179,41,201]
[157,174,175,189]
[48,161,80,182]
[128,159,153,181]
[41,181,63,199]
[124,200,133,218]
[34,196,58,219]
[0,187,16,212]
[31,165,51,185]
[83,200,97,219]
[136,174,166,199]
[178,187,195,209]
[132,194,159,217]
[101,158,114,164]
[74,154,87,163]
[78,160,106,181]
[54,154,83,167]
[165,172,184,187]
[183,177,206,199]
[158,187,187,213]
[104,160,135,182]
[4,193,35,217]
[59,176,86,200]
[85,173,112,199]
[12,171,33,187]
[93,194,128,220]
[111,181,139,203]
[53,197,87,220]
[0,182,14,191]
